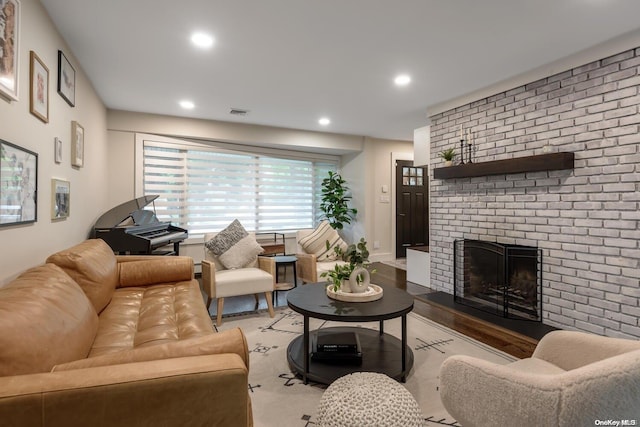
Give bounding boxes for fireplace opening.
[454,239,542,321]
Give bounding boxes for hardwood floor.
[370,262,537,358]
[203,261,538,359]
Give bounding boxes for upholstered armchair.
[202,229,276,326]
[439,330,640,426]
[295,222,349,284]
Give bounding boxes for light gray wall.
[430,47,640,339]
[0,0,108,284]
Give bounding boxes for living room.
[2,1,639,290]
[1,1,640,424]
[1,1,423,285]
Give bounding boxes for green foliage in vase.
[439,147,456,161]
[320,171,358,230]
[320,238,376,291]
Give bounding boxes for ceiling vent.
[229,108,249,116]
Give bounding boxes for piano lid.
[94,195,159,229]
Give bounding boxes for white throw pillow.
[205,220,263,269]
[298,221,348,261]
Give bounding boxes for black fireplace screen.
[454,239,542,321]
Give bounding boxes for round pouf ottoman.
[315,372,424,427]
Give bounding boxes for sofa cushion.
[298,221,348,261]
[118,257,194,287]
[0,263,98,376]
[53,328,249,371]
[205,220,263,269]
[89,280,214,358]
[46,239,118,313]
[214,268,274,298]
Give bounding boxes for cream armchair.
[439,330,640,427]
[296,228,348,284]
[202,232,276,326]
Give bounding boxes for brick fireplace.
[429,47,640,339]
[454,239,542,321]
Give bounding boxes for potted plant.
[321,238,375,292]
[320,171,358,230]
[439,147,456,166]
[321,263,354,292]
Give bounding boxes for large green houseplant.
[320,171,357,230]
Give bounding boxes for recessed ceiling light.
[394,74,411,86]
[191,32,214,49]
[179,100,195,109]
[318,117,331,126]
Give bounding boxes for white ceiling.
[41,0,640,141]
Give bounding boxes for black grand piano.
[92,195,188,255]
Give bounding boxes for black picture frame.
[0,139,38,227]
[57,50,75,107]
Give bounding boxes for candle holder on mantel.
[459,139,465,164]
[467,143,473,163]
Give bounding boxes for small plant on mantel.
[439,147,456,166]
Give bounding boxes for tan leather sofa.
[0,239,252,427]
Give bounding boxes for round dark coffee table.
[286,282,414,384]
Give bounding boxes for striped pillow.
[298,221,348,261]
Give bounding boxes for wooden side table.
[256,232,286,256]
[273,255,297,306]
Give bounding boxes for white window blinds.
[142,139,337,235]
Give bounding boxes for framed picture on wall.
[71,121,84,167]
[57,50,75,107]
[0,0,20,101]
[51,178,70,220]
[29,51,49,123]
[0,139,37,227]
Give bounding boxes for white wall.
[0,0,108,284]
[341,137,414,261]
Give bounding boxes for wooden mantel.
[433,152,574,179]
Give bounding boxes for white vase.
[349,266,370,293]
[444,160,453,167]
[340,278,351,293]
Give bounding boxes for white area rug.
[217,309,516,426]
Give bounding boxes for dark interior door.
[395,160,429,258]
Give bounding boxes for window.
[402,166,423,186]
[139,136,337,235]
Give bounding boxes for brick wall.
[429,48,640,339]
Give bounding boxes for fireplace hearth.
[454,239,542,321]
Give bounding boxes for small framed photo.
[51,178,70,220]
[0,139,37,227]
[29,51,49,123]
[57,50,75,107]
[54,137,62,163]
[71,121,84,167]
[0,0,20,101]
